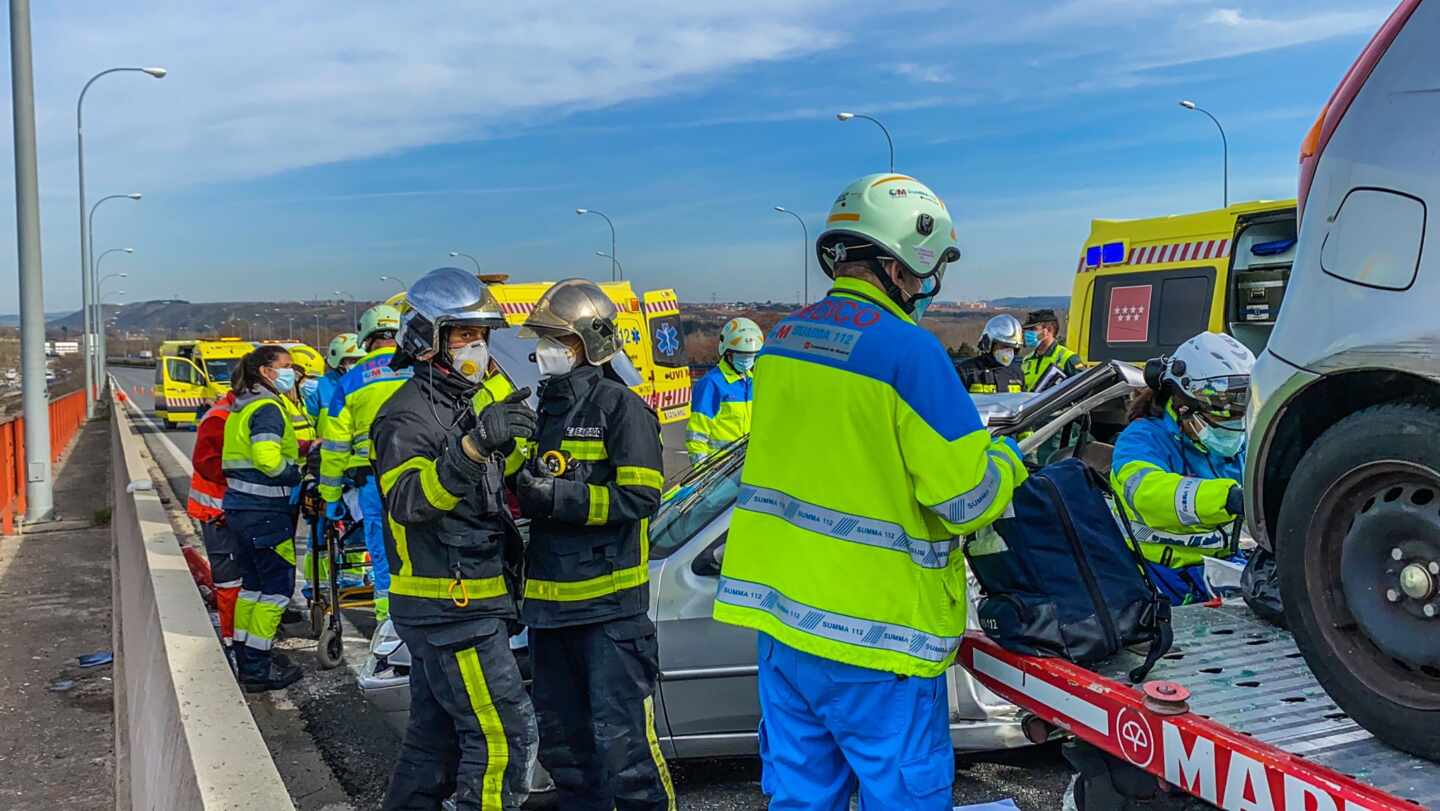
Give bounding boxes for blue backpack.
[965,458,1173,682]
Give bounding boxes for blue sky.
[0,1,1394,311]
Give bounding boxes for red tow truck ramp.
[958,604,1438,810]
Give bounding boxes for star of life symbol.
[656,323,680,355]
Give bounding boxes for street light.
[576,208,617,281]
[594,251,625,280]
[334,290,357,327]
[1179,100,1229,207]
[77,66,166,416]
[836,112,895,172]
[313,313,324,347]
[448,251,482,275]
[774,207,811,304]
[86,192,140,388]
[93,252,131,374]
[379,275,408,293]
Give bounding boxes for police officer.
[1021,308,1082,392]
[956,313,1026,394]
[686,316,762,464]
[712,174,1027,809]
[319,304,410,623]
[373,268,536,810]
[512,279,675,811]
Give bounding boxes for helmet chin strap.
[866,258,918,315]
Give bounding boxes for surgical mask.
[450,339,490,384]
[299,376,319,399]
[994,347,1016,367]
[534,336,578,377]
[730,352,756,374]
[909,274,941,322]
[1023,330,1040,349]
[1196,419,1246,459]
[270,367,297,394]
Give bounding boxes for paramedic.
[686,316,763,464]
[1021,308,1081,392]
[304,332,364,423]
[955,313,1026,393]
[712,174,1028,809]
[1111,331,1254,605]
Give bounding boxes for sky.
[0,0,1395,311]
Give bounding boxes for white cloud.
[892,63,953,84]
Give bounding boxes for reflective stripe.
[319,475,346,489]
[252,432,283,444]
[643,696,677,810]
[715,576,958,663]
[275,538,296,566]
[222,458,298,476]
[926,452,1003,527]
[389,574,508,601]
[188,490,224,510]
[321,439,351,453]
[1123,466,1154,514]
[225,478,292,499]
[685,431,709,445]
[586,483,609,526]
[455,647,509,810]
[560,439,607,461]
[1174,477,1202,526]
[616,465,664,492]
[380,456,460,512]
[736,484,954,569]
[524,563,647,602]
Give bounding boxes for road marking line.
[113,374,194,475]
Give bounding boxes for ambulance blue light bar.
[1085,241,1127,268]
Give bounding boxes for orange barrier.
[0,389,89,534]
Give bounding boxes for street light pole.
[836,112,895,173]
[448,252,482,275]
[86,193,138,389]
[77,65,165,416]
[379,275,407,293]
[313,314,323,347]
[11,0,53,520]
[576,209,617,281]
[1179,100,1228,207]
[774,206,810,304]
[594,251,625,281]
[334,290,356,327]
[94,255,129,369]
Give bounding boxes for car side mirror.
[691,535,726,577]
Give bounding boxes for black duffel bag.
[965,458,1172,682]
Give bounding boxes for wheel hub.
[1399,562,1435,601]
[1339,481,1440,670]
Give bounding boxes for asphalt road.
[108,364,1073,809]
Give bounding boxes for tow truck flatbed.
[959,603,1439,810]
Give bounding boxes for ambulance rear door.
[1079,237,1225,364]
[1225,206,1298,356]
[641,289,691,425]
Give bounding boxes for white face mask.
[450,338,490,384]
[535,336,578,378]
[994,347,1016,367]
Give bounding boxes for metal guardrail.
[0,389,86,533]
[110,389,294,810]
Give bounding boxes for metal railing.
[0,389,87,533]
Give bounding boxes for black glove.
[469,388,536,454]
[1225,485,1244,518]
[516,465,556,517]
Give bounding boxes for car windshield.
[650,442,746,560]
[205,359,238,382]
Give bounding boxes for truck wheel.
[1276,403,1440,761]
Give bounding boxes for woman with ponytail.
[221,345,306,692]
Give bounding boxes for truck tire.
[1276,403,1440,761]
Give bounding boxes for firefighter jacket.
[319,346,413,502]
[1111,407,1243,569]
[521,364,664,629]
[712,276,1028,679]
[955,353,1025,394]
[187,391,236,523]
[372,361,524,627]
[686,357,753,463]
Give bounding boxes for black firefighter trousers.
[383,618,534,811]
[530,615,676,811]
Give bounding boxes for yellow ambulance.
[154,337,254,427]
[387,274,693,424]
[1066,199,1297,364]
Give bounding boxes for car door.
[161,356,205,425]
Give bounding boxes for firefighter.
[1021,308,1082,392]
[374,267,535,810]
[512,279,675,811]
[956,314,1026,394]
[222,345,304,692]
[1112,331,1255,605]
[686,316,762,464]
[188,388,240,671]
[319,304,409,623]
[712,174,1027,809]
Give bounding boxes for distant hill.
[0,311,75,327]
[989,296,1070,310]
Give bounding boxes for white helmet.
[1150,332,1256,422]
[977,314,1023,354]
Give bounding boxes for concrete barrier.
[110,392,294,810]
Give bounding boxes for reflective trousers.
[756,633,954,811]
[531,617,676,811]
[383,619,534,811]
[228,511,297,669]
[359,477,390,621]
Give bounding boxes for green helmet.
[816,174,961,316]
[326,332,364,370]
[719,317,764,355]
[358,304,402,347]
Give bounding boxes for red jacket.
[187,391,236,522]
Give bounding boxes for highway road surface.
[107,364,1073,809]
